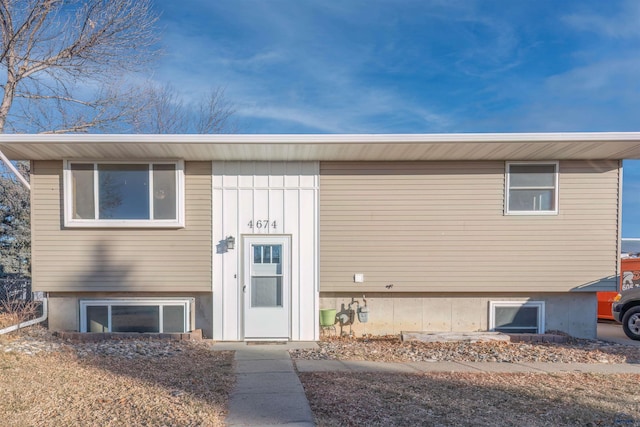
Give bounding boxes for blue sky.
[150,0,640,236]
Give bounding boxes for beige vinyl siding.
[319,160,619,293]
[31,161,212,292]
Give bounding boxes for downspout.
[0,296,48,335]
[0,149,44,334]
[617,160,623,284]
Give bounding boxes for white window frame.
[505,161,559,215]
[63,160,185,228]
[489,300,545,334]
[79,298,192,333]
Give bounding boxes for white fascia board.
[3,132,640,144]
[4,132,640,161]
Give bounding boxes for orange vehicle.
[598,258,640,320]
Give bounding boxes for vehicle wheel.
[621,306,640,341]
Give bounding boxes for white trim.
[148,164,154,221]
[63,160,185,228]
[242,235,292,340]
[489,300,545,334]
[79,298,192,333]
[618,161,623,278]
[6,133,640,163]
[6,132,640,145]
[505,161,559,215]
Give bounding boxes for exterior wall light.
[225,236,235,250]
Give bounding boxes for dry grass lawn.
[296,336,640,426]
[300,371,640,426]
[0,344,234,427]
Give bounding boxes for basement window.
[79,299,192,333]
[63,160,184,227]
[489,301,545,334]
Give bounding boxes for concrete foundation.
[48,295,79,332]
[319,292,598,339]
[47,291,598,340]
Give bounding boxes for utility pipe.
[0,149,30,190]
[0,297,48,335]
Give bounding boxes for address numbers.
[247,220,277,230]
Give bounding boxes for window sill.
[64,219,185,229]
[504,211,558,216]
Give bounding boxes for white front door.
[243,236,290,340]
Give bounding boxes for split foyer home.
[1,132,638,341]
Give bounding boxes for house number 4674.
[248,220,277,230]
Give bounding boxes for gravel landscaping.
[290,334,640,363]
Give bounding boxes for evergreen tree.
[0,161,30,276]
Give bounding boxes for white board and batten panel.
[212,161,319,341]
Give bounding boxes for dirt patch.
[0,329,234,427]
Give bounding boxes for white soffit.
[2,132,640,161]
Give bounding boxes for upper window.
[64,161,184,227]
[505,162,558,215]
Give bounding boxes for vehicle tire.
[621,306,640,341]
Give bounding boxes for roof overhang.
[3,132,640,161]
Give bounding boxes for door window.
[253,245,281,264]
[251,244,283,307]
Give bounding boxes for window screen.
[507,163,557,213]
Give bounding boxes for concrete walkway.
[212,342,318,427]
[212,339,640,426]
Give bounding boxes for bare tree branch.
[128,83,238,134]
[196,87,237,134]
[0,1,239,288]
[0,0,159,133]
[13,78,149,133]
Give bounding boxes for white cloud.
[564,0,640,38]
[155,1,640,134]
[476,56,640,132]
[235,86,453,134]
[154,2,468,133]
